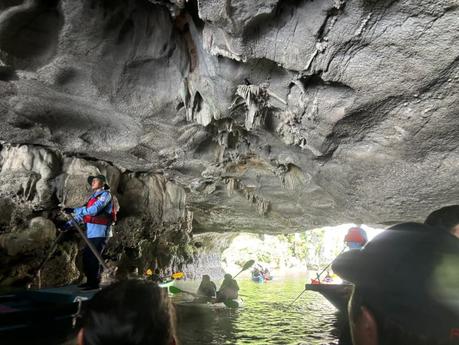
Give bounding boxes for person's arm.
[74,192,112,217]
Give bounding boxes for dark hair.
[80,280,176,345]
[425,205,459,233]
[350,287,458,345]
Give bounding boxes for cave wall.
[0,143,194,286]
[0,0,457,284]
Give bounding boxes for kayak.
[158,280,175,288]
[175,298,244,310]
[0,285,96,343]
[305,283,352,312]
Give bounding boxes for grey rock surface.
[0,0,457,285]
[0,144,193,286]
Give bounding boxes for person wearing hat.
[63,175,113,290]
[332,222,459,345]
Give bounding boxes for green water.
[174,276,347,345]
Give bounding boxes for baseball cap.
[332,222,459,341]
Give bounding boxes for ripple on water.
[175,277,343,345]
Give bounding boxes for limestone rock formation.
[0,0,458,284]
[0,144,192,286]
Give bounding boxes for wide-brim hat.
[332,222,459,341]
[87,175,110,189]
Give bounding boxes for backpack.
[111,194,120,225]
[105,194,120,238]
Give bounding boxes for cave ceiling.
[0,0,458,233]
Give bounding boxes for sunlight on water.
[174,276,343,345]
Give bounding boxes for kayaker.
[262,267,271,280]
[217,273,239,301]
[425,205,459,238]
[150,268,163,284]
[344,226,368,250]
[63,175,113,290]
[76,279,177,345]
[332,222,459,345]
[196,274,217,300]
[252,267,261,279]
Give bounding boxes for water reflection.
[175,276,345,345]
[176,304,239,344]
[53,276,347,345]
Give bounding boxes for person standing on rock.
[63,175,113,290]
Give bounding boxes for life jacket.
[83,192,118,225]
[344,227,367,245]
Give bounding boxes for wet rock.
[0,217,55,256]
[183,232,235,280]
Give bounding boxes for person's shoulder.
[98,190,112,201]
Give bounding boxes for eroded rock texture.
[0,0,458,284]
[0,144,193,286]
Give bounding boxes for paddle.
[289,247,346,306]
[169,286,198,297]
[233,259,255,279]
[27,230,66,289]
[62,212,114,277]
[315,246,346,281]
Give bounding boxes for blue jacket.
[73,190,112,238]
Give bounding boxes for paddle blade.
[169,286,182,294]
[242,260,255,271]
[223,299,239,308]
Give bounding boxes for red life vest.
[344,227,367,245]
[83,194,112,225]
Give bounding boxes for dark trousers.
[83,237,106,287]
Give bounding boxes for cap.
[332,222,459,341]
[87,175,109,189]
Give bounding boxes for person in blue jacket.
[64,175,113,290]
